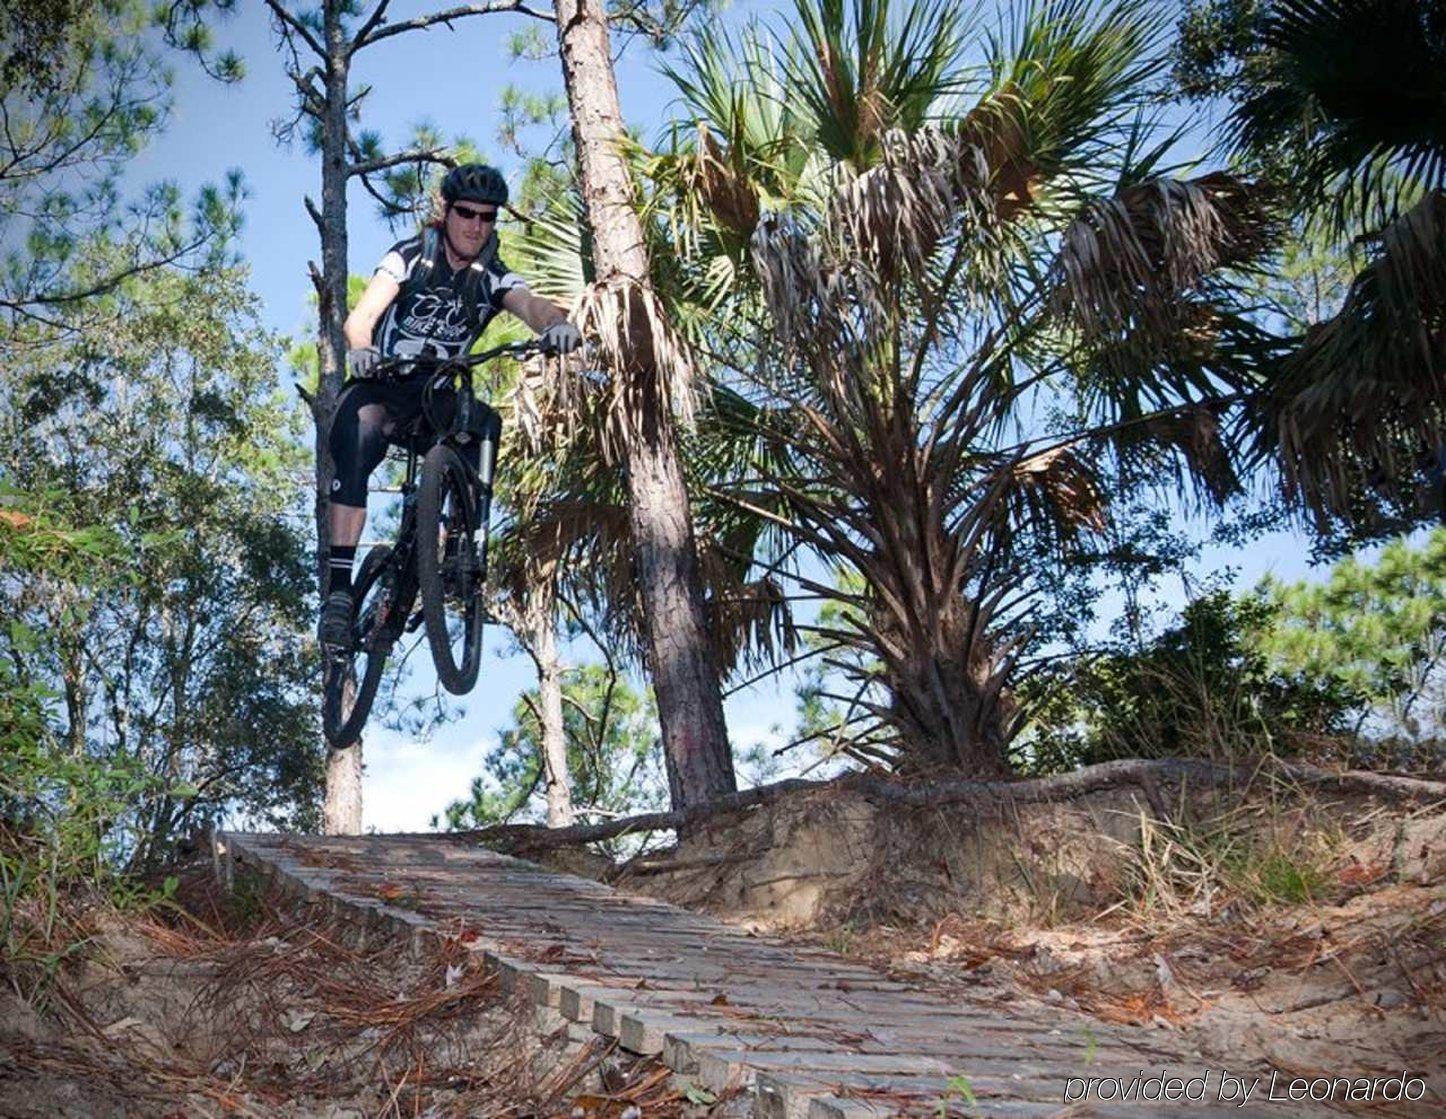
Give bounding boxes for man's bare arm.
[344,272,402,349]
[502,286,568,333]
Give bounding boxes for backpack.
[401,225,498,329]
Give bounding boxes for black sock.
[328,544,357,594]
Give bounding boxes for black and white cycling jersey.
[371,231,528,360]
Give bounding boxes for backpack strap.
[458,231,499,327]
[402,227,442,302]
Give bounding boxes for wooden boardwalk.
[217,832,1295,1117]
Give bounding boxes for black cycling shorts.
[328,376,464,507]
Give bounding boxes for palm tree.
[1182,0,1446,535]
[644,0,1278,774]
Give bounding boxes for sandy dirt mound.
[599,777,1445,1094]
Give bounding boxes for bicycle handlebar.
[373,338,548,380]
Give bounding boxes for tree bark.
[323,742,363,834]
[552,0,736,810]
[531,577,575,828]
[316,0,361,835]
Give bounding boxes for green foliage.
[440,666,666,843]
[631,0,1286,772]
[781,0,967,168]
[0,0,243,320]
[0,263,322,865]
[1025,531,1446,772]
[1173,0,1446,541]
[1172,0,1260,101]
[1022,591,1362,772]
[0,494,184,1005]
[1254,528,1446,750]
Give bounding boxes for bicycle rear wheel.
[416,443,485,694]
[323,545,396,748]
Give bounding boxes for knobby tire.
[322,545,395,748]
[416,443,485,693]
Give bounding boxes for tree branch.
[262,0,326,61]
[0,234,210,310]
[356,0,554,49]
[346,146,451,179]
[349,0,393,54]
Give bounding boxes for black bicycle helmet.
[441,163,508,207]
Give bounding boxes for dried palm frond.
[1052,172,1275,343]
[827,127,979,286]
[693,124,761,237]
[1270,190,1446,525]
[512,349,617,463]
[516,280,704,468]
[1142,403,1241,505]
[750,209,833,353]
[705,572,797,674]
[575,279,702,432]
[1008,444,1109,533]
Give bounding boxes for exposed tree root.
[462,757,1446,853]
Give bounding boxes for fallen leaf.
[102,1017,144,1038]
[284,1009,316,1033]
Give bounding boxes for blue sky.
[123,1,1334,832]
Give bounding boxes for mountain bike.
[322,339,543,748]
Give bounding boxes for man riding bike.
[319,162,581,649]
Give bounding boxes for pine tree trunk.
[531,579,575,828]
[552,0,736,809]
[317,0,362,835]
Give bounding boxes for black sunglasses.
[452,203,498,223]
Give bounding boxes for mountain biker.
[319,163,581,650]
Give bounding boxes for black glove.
[347,346,382,380]
[539,321,582,356]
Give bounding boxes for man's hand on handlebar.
[539,321,583,356]
[347,345,383,380]
[352,336,583,383]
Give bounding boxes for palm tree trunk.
[552,0,736,809]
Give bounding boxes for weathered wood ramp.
[216,833,1288,1117]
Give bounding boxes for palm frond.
[978,0,1166,185]
[504,191,591,303]
[1051,172,1275,343]
[1229,0,1446,230]
[1268,190,1446,525]
[780,0,967,170]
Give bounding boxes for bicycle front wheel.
[416,443,485,694]
[323,544,396,748]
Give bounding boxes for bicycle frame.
[324,338,554,743]
[365,340,540,641]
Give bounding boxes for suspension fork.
[471,407,503,583]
